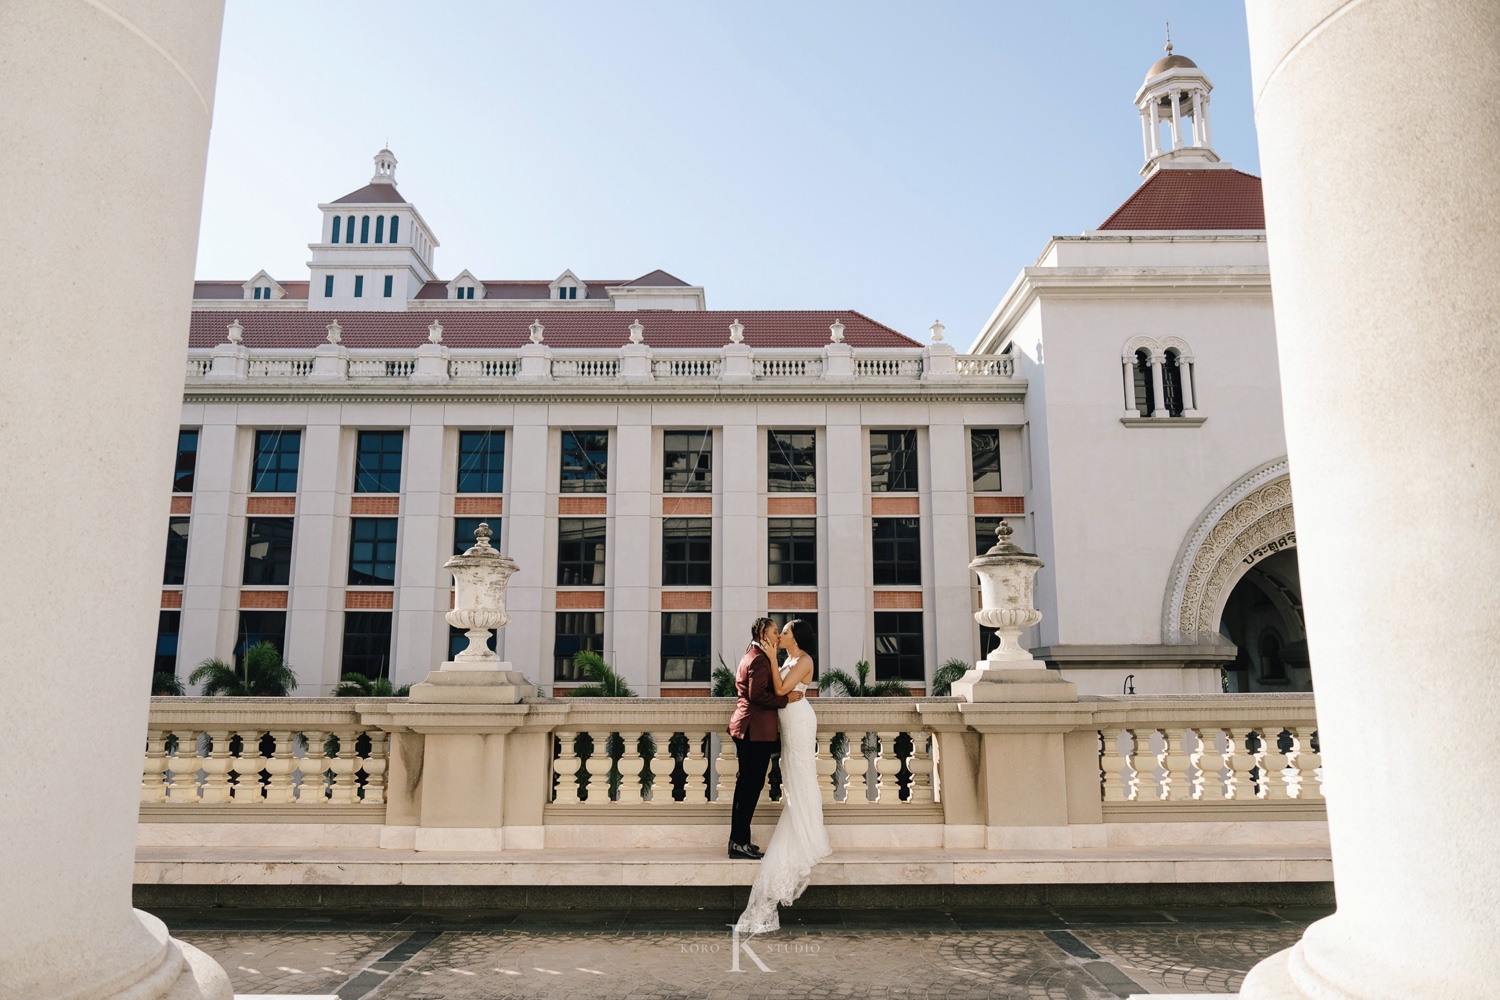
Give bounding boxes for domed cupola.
[1134,26,1224,177]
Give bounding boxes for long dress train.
[734,659,831,933]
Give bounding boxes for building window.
[163,517,189,586]
[341,611,392,679]
[970,429,1001,492]
[874,611,924,682]
[389,216,400,242]
[332,216,342,243]
[355,430,403,493]
[383,275,393,298]
[360,215,370,243]
[554,612,604,681]
[457,430,505,493]
[324,274,334,297]
[251,430,300,493]
[872,518,921,586]
[557,518,606,586]
[374,215,385,243]
[454,285,475,300]
[174,430,198,493]
[155,610,181,675]
[870,429,918,493]
[661,612,711,682]
[662,518,712,586]
[448,624,496,659]
[243,517,294,586]
[235,610,286,667]
[974,517,1003,559]
[557,286,577,300]
[346,215,357,244]
[354,275,364,298]
[348,518,398,586]
[768,518,817,586]
[1162,351,1185,417]
[560,430,608,493]
[453,517,497,555]
[663,429,712,493]
[768,611,819,677]
[768,430,815,492]
[1133,350,1155,417]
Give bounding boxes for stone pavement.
[156,904,1327,999]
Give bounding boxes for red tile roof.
[193,280,311,300]
[622,269,691,287]
[188,309,919,350]
[411,279,628,301]
[1098,168,1264,230]
[331,183,408,205]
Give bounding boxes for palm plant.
[563,650,636,697]
[150,672,184,696]
[187,641,298,696]
[930,658,970,697]
[711,653,736,697]
[332,672,410,697]
[817,659,911,698]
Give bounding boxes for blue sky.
[197,2,1259,351]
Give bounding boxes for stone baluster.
[681,732,710,804]
[167,730,199,802]
[298,730,327,804]
[713,733,737,804]
[1162,728,1198,801]
[1100,727,1136,802]
[361,732,388,805]
[906,731,935,805]
[326,731,362,805]
[1129,728,1165,800]
[141,730,168,804]
[816,732,840,805]
[1290,726,1322,800]
[199,729,233,805]
[873,730,902,803]
[1225,727,1260,801]
[643,731,671,803]
[553,731,581,804]
[262,730,296,804]
[1259,726,1292,801]
[583,730,614,803]
[616,731,646,804]
[230,730,267,804]
[1196,727,1229,800]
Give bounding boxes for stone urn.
[409,521,536,703]
[950,519,1076,703]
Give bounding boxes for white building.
[970,39,1307,696]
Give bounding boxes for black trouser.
[730,736,779,845]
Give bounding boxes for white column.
[1180,356,1198,414]
[504,410,550,688]
[1239,3,1500,999]
[719,410,761,657]
[1199,94,1212,148]
[927,418,973,673]
[611,413,653,691]
[0,3,232,999]
[1190,90,1203,146]
[286,414,344,693]
[1121,358,1138,417]
[1139,110,1153,164]
[1149,352,1168,418]
[824,416,866,676]
[1169,90,1183,149]
[179,412,239,672]
[393,413,446,686]
[1148,99,1162,157]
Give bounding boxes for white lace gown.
[735,657,832,933]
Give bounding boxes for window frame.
[768,517,817,587]
[767,430,816,492]
[173,429,198,493]
[872,517,922,586]
[347,517,399,586]
[234,610,287,668]
[662,429,713,494]
[251,429,300,494]
[661,517,712,586]
[457,429,506,494]
[559,430,609,494]
[341,611,393,680]
[869,429,919,493]
[242,516,294,586]
[163,516,190,586]
[873,610,925,683]
[660,611,712,682]
[354,430,404,494]
[554,611,604,681]
[453,516,498,556]
[557,517,607,586]
[969,428,1002,492]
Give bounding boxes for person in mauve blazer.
[727,617,803,859]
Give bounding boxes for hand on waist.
[786,691,803,702]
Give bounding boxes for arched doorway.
[1217,548,1311,692]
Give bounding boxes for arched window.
[360,216,370,244]
[332,216,341,243]
[389,215,400,243]
[346,216,356,244]
[1133,350,1155,417]
[1162,350,1185,417]
[374,216,385,243]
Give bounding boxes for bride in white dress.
[735,619,832,933]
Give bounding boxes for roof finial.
[1164,21,1172,55]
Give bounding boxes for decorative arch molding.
[1162,457,1295,643]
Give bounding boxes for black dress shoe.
[728,842,764,860]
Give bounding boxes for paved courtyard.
[159,904,1327,999]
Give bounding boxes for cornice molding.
[183,383,1028,407]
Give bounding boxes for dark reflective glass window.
[557,518,606,586]
[354,275,364,298]
[324,274,334,296]
[234,610,286,668]
[348,518,398,586]
[661,612,711,682]
[457,430,506,493]
[768,611,819,678]
[970,429,1002,492]
[163,517,189,586]
[242,517,293,586]
[1163,351,1185,417]
[332,217,342,243]
[768,430,815,492]
[768,518,816,586]
[375,215,385,243]
[383,275,393,298]
[174,430,198,493]
[355,431,403,493]
[252,430,300,493]
[662,518,712,586]
[1134,350,1155,417]
[448,624,496,660]
[974,517,1003,558]
[874,611,924,682]
[872,518,921,586]
[554,612,604,680]
[663,430,712,493]
[454,517,499,555]
[390,216,400,242]
[870,429,918,492]
[155,611,181,675]
[341,611,392,679]
[360,215,370,243]
[560,430,608,493]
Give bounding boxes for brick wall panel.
[661,591,712,610]
[240,590,289,609]
[558,496,608,516]
[974,496,1025,515]
[161,590,182,609]
[767,591,819,611]
[350,496,400,516]
[873,591,923,610]
[345,591,394,609]
[246,496,296,515]
[556,590,605,610]
[767,497,816,516]
[662,496,712,516]
[169,496,192,514]
[871,497,920,515]
[454,496,504,516]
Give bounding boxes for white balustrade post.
[361,733,388,805]
[199,730,233,805]
[713,734,738,803]
[1258,726,1292,801]
[682,732,710,804]
[553,731,582,805]
[1099,728,1135,802]
[874,730,902,803]
[262,730,296,804]
[327,730,361,805]
[298,731,327,804]
[615,731,646,804]
[584,730,613,803]
[907,731,935,805]
[1290,725,1322,801]
[644,731,672,803]
[1225,726,1259,801]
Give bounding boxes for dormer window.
[456,286,475,300]
[447,270,483,302]
[252,287,270,300]
[243,270,284,301]
[549,269,587,302]
[557,286,578,300]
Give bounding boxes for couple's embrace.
[728,617,831,934]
